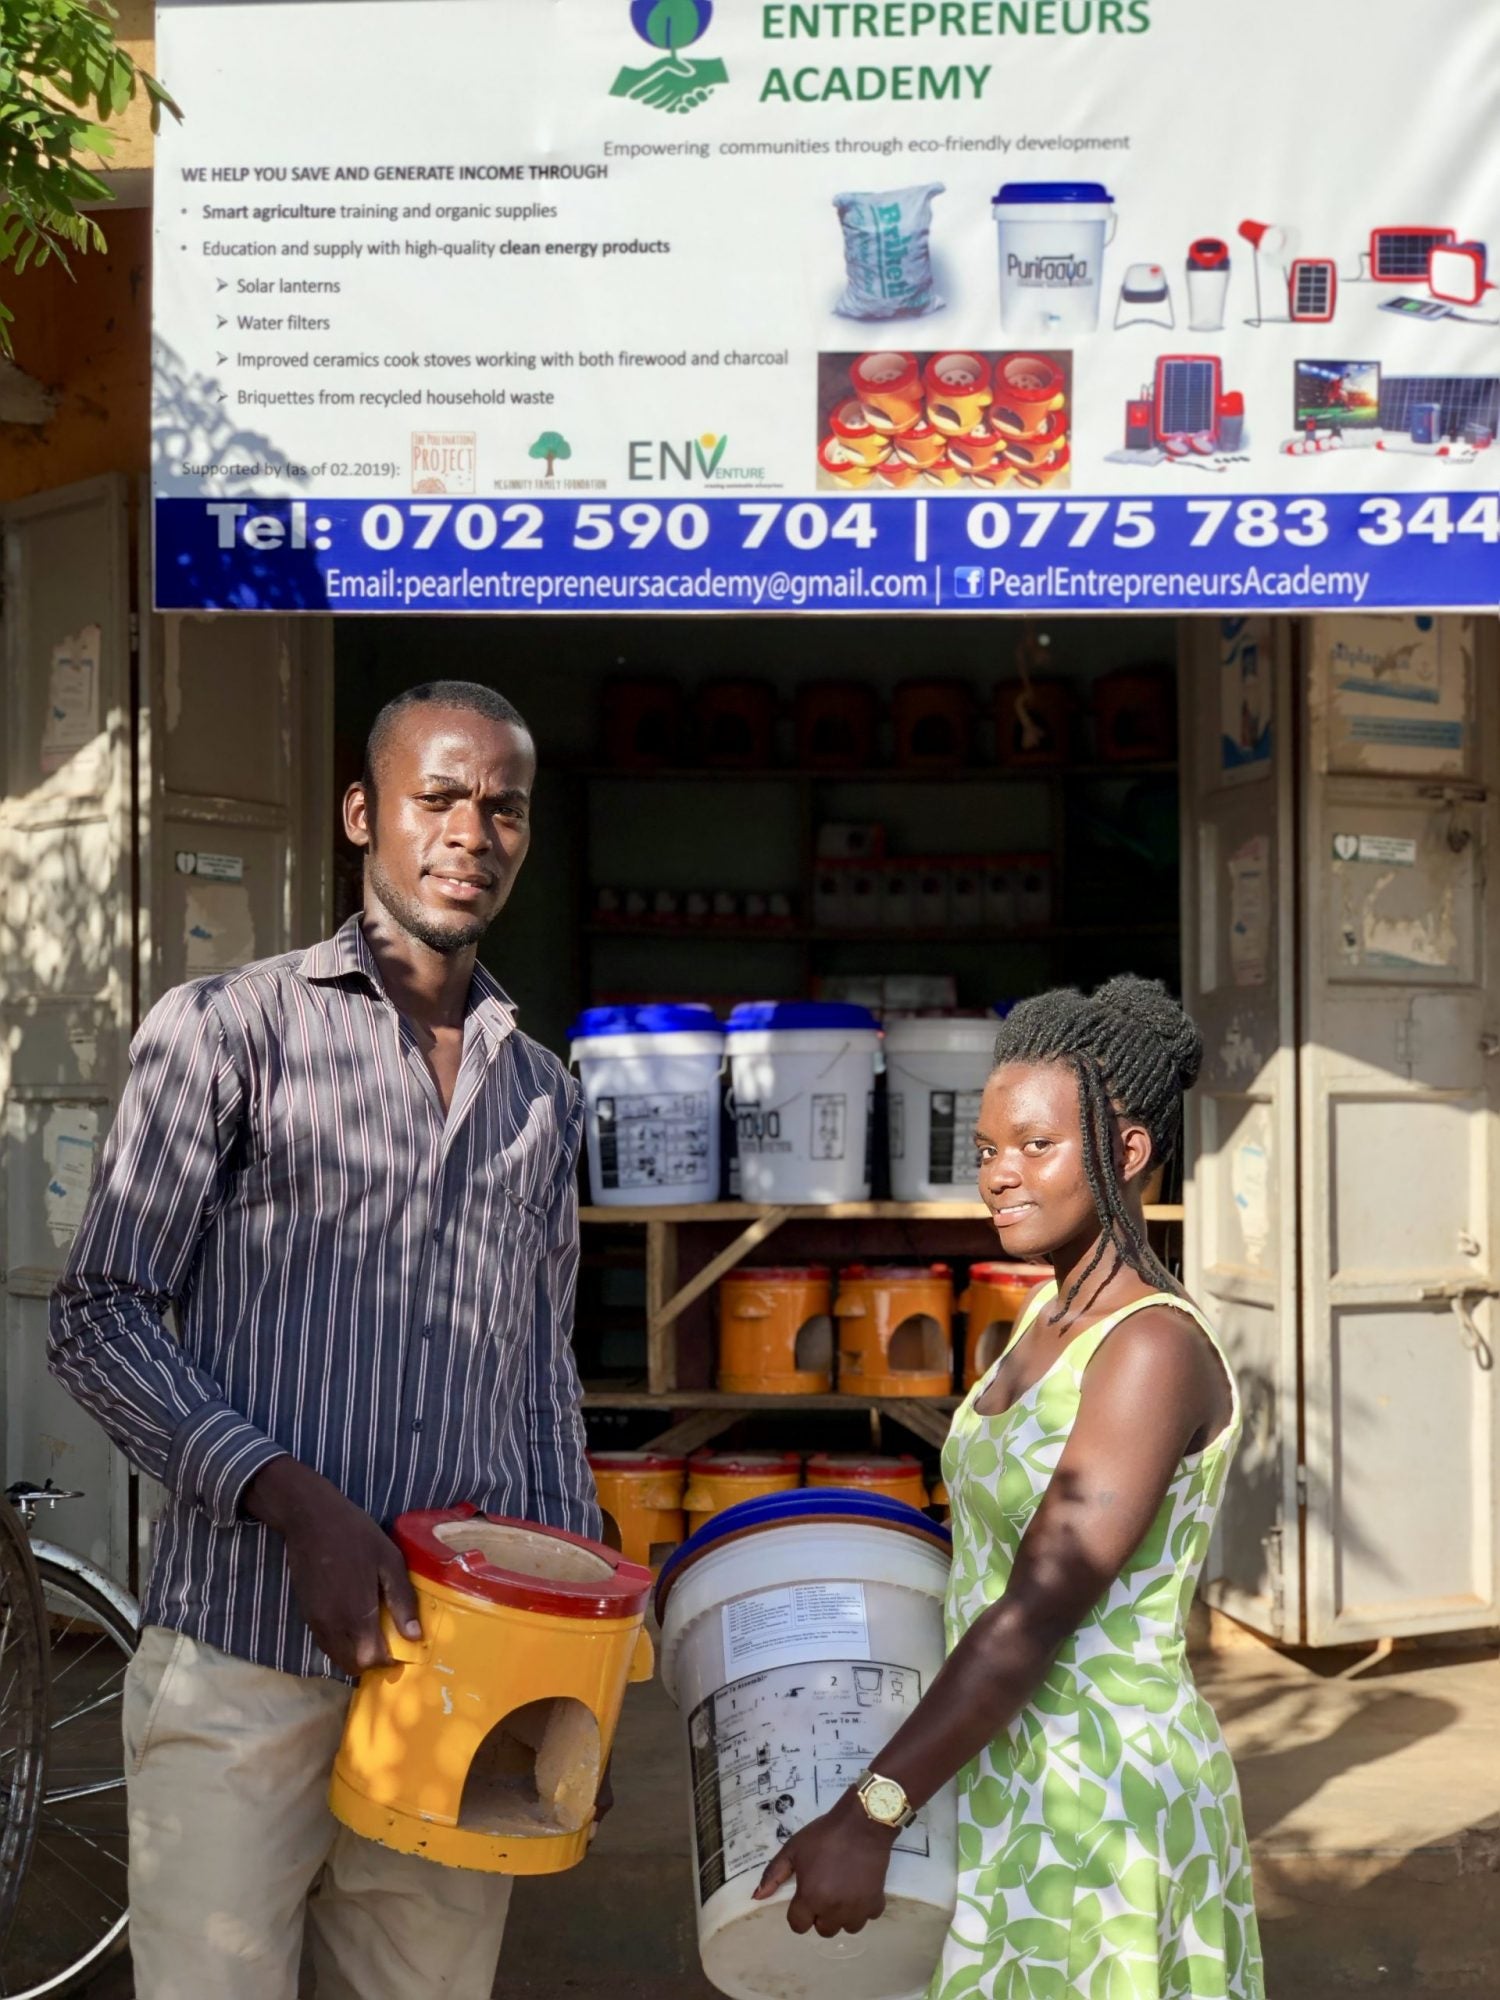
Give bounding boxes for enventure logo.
[611,0,728,115]
[628,432,771,483]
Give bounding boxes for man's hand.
[244,1457,421,1677]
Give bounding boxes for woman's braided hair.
[990,975,1204,1317]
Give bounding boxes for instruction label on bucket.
[688,1658,929,1905]
[735,1100,791,1157]
[597,1091,711,1190]
[928,1087,984,1187]
[723,1584,869,1675]
[811,1093,848,1162]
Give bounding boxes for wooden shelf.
[586,922,1181,944]
[582,1388,960,1412]
[567,763,1177,785]
[583,1201,1184,1224]
[580,1198,1184,1410]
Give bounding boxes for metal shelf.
[583,1201,1184,1225]
[566,763,1177,784]
[585,922,1181,944]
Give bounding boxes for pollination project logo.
[411,432,476,494]
[611,0,727,115]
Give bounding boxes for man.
[49,681,599,1999]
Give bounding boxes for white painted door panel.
[1301,617,1499,1642]
[1180,618,1301,1640]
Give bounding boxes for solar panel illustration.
[1370,229,1456,280]
[1156,359,1219,437]
[1291,262,1335,320]
[1380,375,1500,439]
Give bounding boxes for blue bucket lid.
[727,1001,880,1033]
[993,180,1113,205]
[655,1487,950,1623]
[570,1003,722,1039]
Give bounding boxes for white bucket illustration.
[993,181,1117,336]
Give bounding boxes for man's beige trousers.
[124,1626,513,1999]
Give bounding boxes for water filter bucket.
[726,1002,880,1203]
[657,1492,958,2000]
[883,1016,1000,1201]
[993,181,1116,336]
[569,1005,724,1208]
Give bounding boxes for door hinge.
[1295,1464,1309,1509]
[128,611,140,659]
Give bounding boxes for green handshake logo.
[613,0,727,115]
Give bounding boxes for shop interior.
[333,614,1188,1541]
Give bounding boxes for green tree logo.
[529,432,572,477]
[613,0,726,114]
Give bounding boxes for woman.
[754,975,1265,2000]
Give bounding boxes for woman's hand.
[752,1792,897,1937]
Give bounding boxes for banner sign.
[153,1,1500,614]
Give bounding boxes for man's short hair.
[361,681,532,820]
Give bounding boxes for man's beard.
[368,854,491,955]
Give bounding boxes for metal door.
[0,477,135,1574]
[1180,618,1302,1641]
[1301,616,1499,1642]
[1,475,334,1581]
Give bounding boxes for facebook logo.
[951,565,986,599]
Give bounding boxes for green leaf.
[1079,1654,1179,1713]
[970,1776,1010,1827]
[1168,1726,1204,1790]
[1195,1895,1225,1952]
[957,1819,985,1871]
[1121,1763,1168,1828]
[1003,1917,1071,1960]
[1078,1702,1123,1780]
[1091,1955,1155,2000]
[1115,1856,1163,1913]
[1027,1864,1079,1919]
[991,1825,1044,1887]
[935,1967,987,1999]
[1099,1602,1142,1649]
[1164,1793,1199,1867]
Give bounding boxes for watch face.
[864,1778,907,1824]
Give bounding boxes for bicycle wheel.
[0,1559,136,1998]
[0,1502,47,1952]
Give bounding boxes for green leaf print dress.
[928,1283,1265,2000]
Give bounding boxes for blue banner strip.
[153,493,1500,614]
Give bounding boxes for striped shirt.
[49,916,599,1679]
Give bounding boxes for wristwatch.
[854,1768,918,1832]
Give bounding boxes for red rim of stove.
[840,1263,952,1280]
[721,1266,832,1283]
[806,1453,924,1481]
[687,1450,802,1476]
[395,1505,652,1620]
[587,1452,687,1475]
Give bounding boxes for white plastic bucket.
[726,1003,880,1204]
[884,1016,998,1202]
[569,1006,723,1208]
[657,1494,957,2000]
[993,180,1117,336]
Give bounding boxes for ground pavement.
[94,1620,1498,1997]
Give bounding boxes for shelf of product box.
[581,1199,1185,1395]
[585,922,1181,944]
[582,1202,1185,1225]
[565,762,1179,785]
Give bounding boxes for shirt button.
[412,1418,424,1433]
[421,1325,434,1342]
